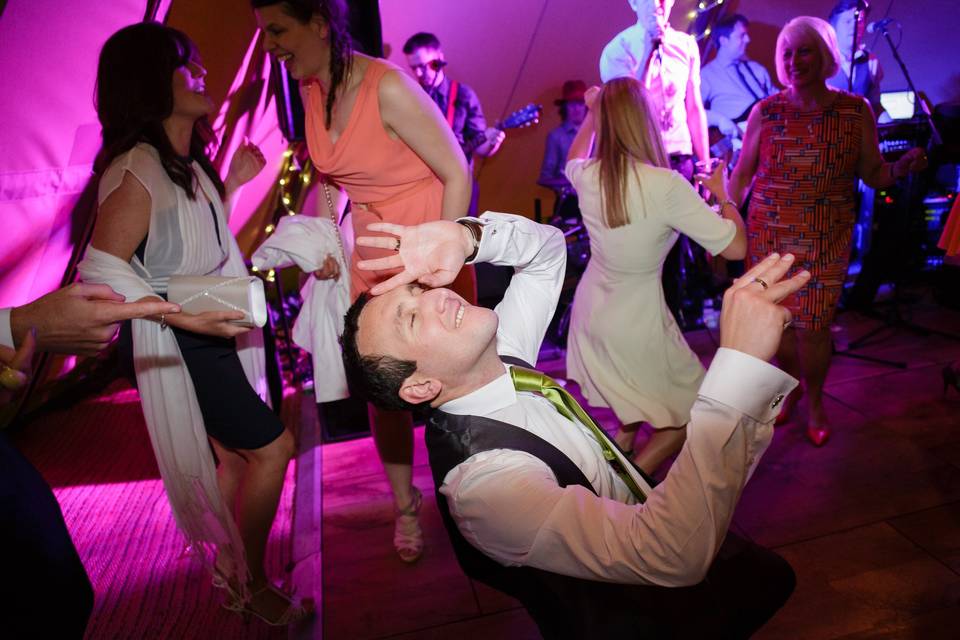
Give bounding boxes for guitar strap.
[446,81,460,127]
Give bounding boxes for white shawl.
[252,215,350,403]
[78,235,266,589]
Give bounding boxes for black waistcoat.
[426,357,794,639]
[425,356,678,638]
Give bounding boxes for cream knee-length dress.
[565,159,736,428]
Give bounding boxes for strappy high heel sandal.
[234,583,315,626]
[212,566,244,612]
[394,486,424,563]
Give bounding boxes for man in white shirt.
[700,14,777,154]
[600,0,709,177]
[340,213,809,636]
[1,284,177,637]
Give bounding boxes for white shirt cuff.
[699,348,799,423]
[461,212,505,265]
[0,307,13,349]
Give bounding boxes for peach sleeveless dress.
[304,57,475,301]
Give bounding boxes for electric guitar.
[463,103,542,156]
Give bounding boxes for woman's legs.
[212,430,301,621]
[632,425,687,477]
[371,405,416,507]
[774,328,804,423]
[370,404,423,561]
[235,429,295,587]
[797,327,834,429]
[211,440,246,519]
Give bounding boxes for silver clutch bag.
[167,275,267,328]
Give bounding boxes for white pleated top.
[98,143,229,294]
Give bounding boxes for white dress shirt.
[438,213,798,587]
[600,25,702,156]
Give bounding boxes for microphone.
[866,17,896,33]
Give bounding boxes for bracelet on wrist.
[718,199,738,211]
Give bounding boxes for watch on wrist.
[456,219,483,263]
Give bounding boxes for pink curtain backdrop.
[0,0,173,308]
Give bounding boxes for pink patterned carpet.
[14,383,297,640]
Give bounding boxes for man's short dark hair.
[402,32,441,54]
[340,292,421,411]
[828,0,870,26]
[713,14,749,44]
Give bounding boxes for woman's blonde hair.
[775,16,841,87]
[596,77,669,229]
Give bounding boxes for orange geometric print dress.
[748,91,864,330]
[304,57,474,301]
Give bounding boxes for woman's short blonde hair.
[775,16,841,87]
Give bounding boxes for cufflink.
[770,393,785,409]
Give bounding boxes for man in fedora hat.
[538,80,588,205]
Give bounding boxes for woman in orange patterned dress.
[253,0,475,563]
[728,17,926,446]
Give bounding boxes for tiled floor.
[316,301,960,639]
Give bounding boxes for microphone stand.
[837,21,959,358]
[875,22,942,145]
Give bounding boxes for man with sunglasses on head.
[404,32,508,304]
[403,32,505,168]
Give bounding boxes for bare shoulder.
[100,169,151,213]
[377,64,429,114]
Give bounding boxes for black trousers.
[662,154,697,326]
[0,434,94,638]
[526,532,795,640]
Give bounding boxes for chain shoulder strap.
[321,178,347,265]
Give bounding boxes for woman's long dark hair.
[94,22,224,200]
[250,0,353,129]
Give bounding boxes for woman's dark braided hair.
[251,0,353,129]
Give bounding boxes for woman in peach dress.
[253,0,474,563]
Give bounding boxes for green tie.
[509,365,647,503]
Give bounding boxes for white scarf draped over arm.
[252,215,350,402]
[77,239,267,591]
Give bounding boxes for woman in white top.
[565,78,747,475]
[79,23,311,625]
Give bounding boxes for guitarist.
[404,31,511,307]
[700,14,776,167]
[403,32,505,184]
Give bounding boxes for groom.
[341,213,807,637]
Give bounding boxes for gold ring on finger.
[394,238,401,251]
[753,277,769,290]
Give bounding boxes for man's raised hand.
[356,220,474,295]
[719,254,810,362]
